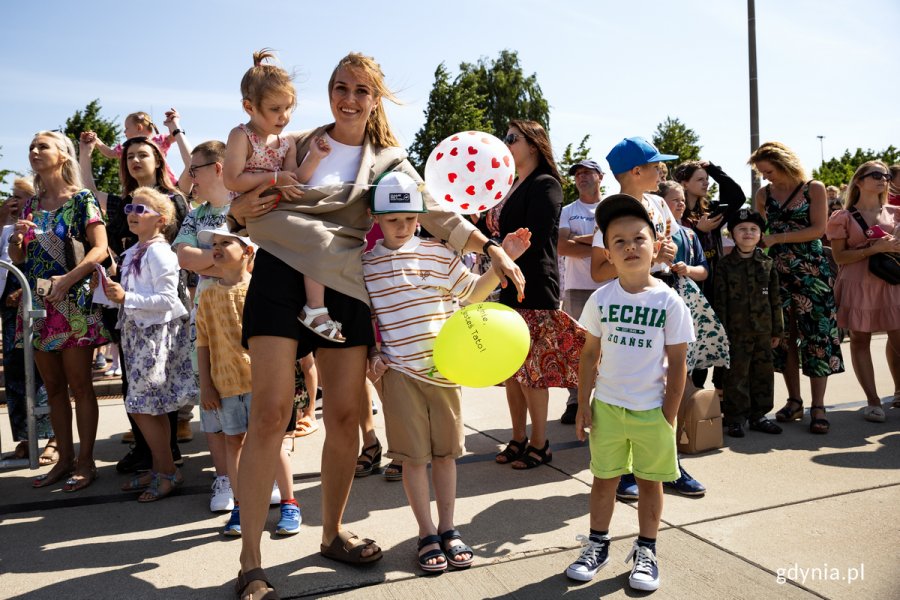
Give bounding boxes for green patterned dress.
[15,190,110,351]
[764,184,844,377]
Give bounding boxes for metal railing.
[0,261,47,470]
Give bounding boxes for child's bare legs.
[301,278,345,341]
[635,478,663,539]
[402,461,444,568]
[207,431,229,477]
[132,413,179,500]
[888,330,900,403]
[432,456,470,563]
[224,432,245,500]
[275,433,295,501]
[298,354,318,426]
[589,477,619,532]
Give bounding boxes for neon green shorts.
[589,400,679,482]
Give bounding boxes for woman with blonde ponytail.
[226,52,526,598]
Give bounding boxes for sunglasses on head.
[504,133,524,145]
[124,203,160,216]
[862,171,891,181]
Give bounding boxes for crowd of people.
[3,49,899,597]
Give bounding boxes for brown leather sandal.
[320,530,383,564]
[235,568,279,600]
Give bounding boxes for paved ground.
[1,335,898,599]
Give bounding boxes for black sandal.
[417,534,447,573]
[511,439,552,470]
[495,437,528,464]
[439,528,474,569]
[749,417,783,434]
[775,397,803,423]
[355,439,382,478]
[809,406,830,435]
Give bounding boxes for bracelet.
[172,129,184,137]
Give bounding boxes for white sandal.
[299,305,346,343]
[863,405,886,423]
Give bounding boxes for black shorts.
[242,249,375,358]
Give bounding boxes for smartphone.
[708,203,728,218]
[36,278,53,297]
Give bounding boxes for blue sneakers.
[616,473,639,501]
[275,503,302,536]
[664,466,706,497]
[223,506,241,537]
[565,533,610,581]
[626,541,660,591]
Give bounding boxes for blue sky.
[2,0,898,194]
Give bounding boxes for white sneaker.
[270,482,281,505]
[210,476,234,512]
[625,541,660,591]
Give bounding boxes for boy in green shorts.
[567,194,695,591]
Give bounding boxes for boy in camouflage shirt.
[715,209,784,437]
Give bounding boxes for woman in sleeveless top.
[750,142,844,434]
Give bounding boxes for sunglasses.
[189,161,217,178]
[504,133,524,145]
[862,171,891,182]
[124,203,160,216]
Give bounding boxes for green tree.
[652,116,701,163]
[0,146,22,197]
[813,146,899,187]
[408,63,492,174]
[457,49,551,137]
[64,99,121,194]
[557,135,594,205]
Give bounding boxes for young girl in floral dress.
[107,187,196,501]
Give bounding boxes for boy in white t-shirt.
[566,194,694,591]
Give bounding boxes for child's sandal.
[511,439,552,470]
[299,305,346,343]
[439,529,474,569]
[137,470,183,502]
[495,437,528,464]
[417,534,447,573]
[355,439,382,478]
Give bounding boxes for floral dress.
[764,184,844,377]
[15,190,109,351]
[120,241,196,415]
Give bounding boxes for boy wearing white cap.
[194,228,300,538]
[362,171,530,573]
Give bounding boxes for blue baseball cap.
[567,159,605,176]
[605,137,678,175]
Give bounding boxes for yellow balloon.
[433,302,531,387]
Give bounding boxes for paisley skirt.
[512,309,585,389]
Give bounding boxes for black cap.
[596,194,657,244]
[568,159,605,176]
[727,207,766,232]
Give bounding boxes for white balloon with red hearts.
[424,131,516,215]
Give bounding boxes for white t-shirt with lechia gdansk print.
[579,279,694,411]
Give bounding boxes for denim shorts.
[199,392,252,435]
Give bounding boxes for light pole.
[748,0,760,198]
[817,135,825,166]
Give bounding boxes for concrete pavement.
[1,335,898,599]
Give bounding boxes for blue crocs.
[616,473,639,501]
[223,506,241,537]
[275,503,302,536]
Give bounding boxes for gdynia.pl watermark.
[775,563,865,585]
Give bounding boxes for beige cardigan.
[237,126,477,306]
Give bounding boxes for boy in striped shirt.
[362,171,530,573]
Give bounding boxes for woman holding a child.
[227,52,525,599]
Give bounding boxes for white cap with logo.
[370,171,428,215]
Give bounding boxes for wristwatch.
[172,129,185,137]
[482,239,500,255]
